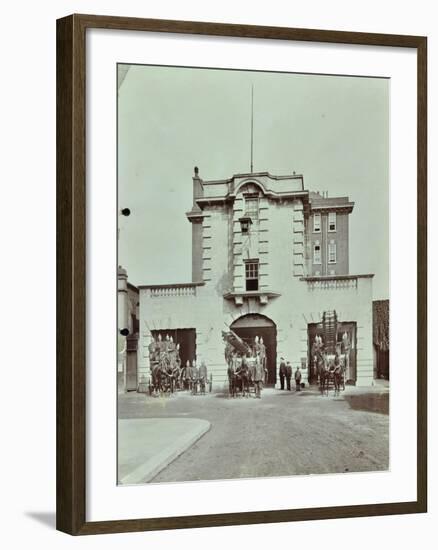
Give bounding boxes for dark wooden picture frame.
[56,13,427,535]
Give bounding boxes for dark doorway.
[375,347,389,380]
[151,328,196,368]
[126,334,138,391]
[230,314,277,385]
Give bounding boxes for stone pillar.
[191,218,203,282]
[292,200,305,277]
[258,196,270,291]
[117,265,129,391]
[232,196,245,291]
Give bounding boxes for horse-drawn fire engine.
[311,310,348,396]
[222,329,267,398]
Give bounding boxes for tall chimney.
[192,166,203,206]
[187,166,204,282]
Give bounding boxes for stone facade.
[135,169,375,389]
[117,266,139,391]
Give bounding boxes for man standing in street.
[253,353,264,399]
[184,360,192,391]
[294,365,302,391]
[191,359,199,395]
[156,333,165,361]
[286,361,292,391]
[259,337,267,383]
[279,357,287,390]
[198,360,208,394]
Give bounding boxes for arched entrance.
[230,314,277,386]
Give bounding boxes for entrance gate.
[230,314,277,386]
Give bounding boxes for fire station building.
[131,167,374,390]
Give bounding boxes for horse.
[236,361,250,397]
[227,362,237,398]
[333,364,343,396]
[149,352,176,395]
[166,363,180,394]
[318,353,345,396]
[317,353,331,396]
[149,361,163,395]
[318,363,330,396]
[167,349,181,391]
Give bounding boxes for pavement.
[118,383,389,484]
[118,417,210,485]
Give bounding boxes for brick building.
[129,167,375,390]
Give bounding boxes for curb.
[120,419,211,485]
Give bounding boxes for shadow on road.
[344,392,389,415]
[214,392,232,399]
[214,392,258,399]
[273,391,308,397]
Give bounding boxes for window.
[245,260,259,291]
[313,243,321,265]
[313,213,321,232]
[239,217,252,234]
[328,212,337,232]
[245,196,259,221]
[328,241,337,264]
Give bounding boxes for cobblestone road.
[118,384,389,483]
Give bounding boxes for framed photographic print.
[56,14,427,535]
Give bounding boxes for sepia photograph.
[116,63,390,486]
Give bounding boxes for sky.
[118,64,389,300]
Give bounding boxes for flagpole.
[250,85,254,173]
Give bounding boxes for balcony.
[301,274,373,291]
[139,282,204,298]
[223,290,281,306]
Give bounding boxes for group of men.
[278,358,302,391]
[149,332,304,396]
[182,359,209,393]
[148,333,209,393]
[148,333,180,366]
